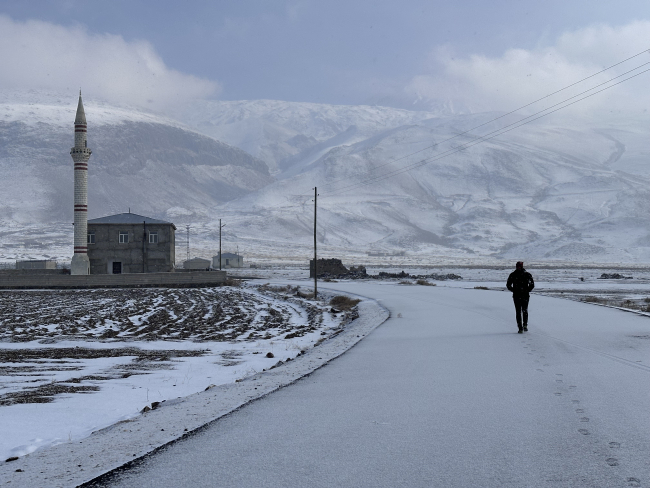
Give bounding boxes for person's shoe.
[523,326,528,331]
[518,328,523,334]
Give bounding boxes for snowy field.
[0,284,358,461]
[1,267,649,487]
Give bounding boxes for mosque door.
[113,262,122,274]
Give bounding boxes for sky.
[0,0,649,114]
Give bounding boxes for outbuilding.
[213,252,243,269]
[16,260,57,270]
[183,257,211,270]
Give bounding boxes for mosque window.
[119,231,129,244]
[149,232,158,244]
[87,233,95,244]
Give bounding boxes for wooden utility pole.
[186,225,190,262]
[314,187,318,299]
[219,219,226,270]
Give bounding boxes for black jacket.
[507,269,535,297]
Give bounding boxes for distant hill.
[1,92,649,264]
[182,100,650,264]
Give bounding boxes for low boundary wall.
[0,271,228,289]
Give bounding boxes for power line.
[324,66,650,196]
[215,49,650,215]
[310,48,650,196]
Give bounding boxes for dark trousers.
[513,295,530,329]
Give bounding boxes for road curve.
[93,282,650,488]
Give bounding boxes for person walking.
[506,261,535,333]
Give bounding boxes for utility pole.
[186,225,190,262]
[219,219,226,270]
[314,187,318,299]
[142,221,146,274]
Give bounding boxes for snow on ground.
[1,267,649,486]
[82,277,650,488]
[0,284,359,461]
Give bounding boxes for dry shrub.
[416,279,436,286]
[258,284,297,293]
[582,296,605,303]
[474,286,488,290]
[330,295,361,310]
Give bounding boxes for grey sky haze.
[1,0,649,111]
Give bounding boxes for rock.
[266,352,274,358]
[205,384,216,391]
[599,273,633,279]
[151,401,160,410]
[141,405,151,413]
[5,456,19,462]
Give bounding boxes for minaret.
[70,91,92,275]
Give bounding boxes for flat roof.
[88,213,175,228]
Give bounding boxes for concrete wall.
[0,271,227,289]
[88,223,175,274]
[0,269,67,277]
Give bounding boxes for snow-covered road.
[96,282,650,488]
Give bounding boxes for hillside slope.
[184,103,650,263]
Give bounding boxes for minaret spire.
[75,90,87,125]
[70,91,92,275]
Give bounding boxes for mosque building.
[70,93,176,274]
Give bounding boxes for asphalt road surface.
[96,282,650,488]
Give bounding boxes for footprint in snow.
[578,428,590,435]
[580,417,589,422]
[609,442,621,449]
[605,457,619,466]
[627,477,641,487]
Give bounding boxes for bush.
[582,296,605,303]
[330,295,361,310]
[416,279,436,286]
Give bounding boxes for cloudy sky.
[1,0,649,114]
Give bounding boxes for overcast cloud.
[0,1,648,119]
[407,21,650,117]
[0,15,218,112]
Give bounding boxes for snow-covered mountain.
[1,91,649,264]
[181,102,650,264]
